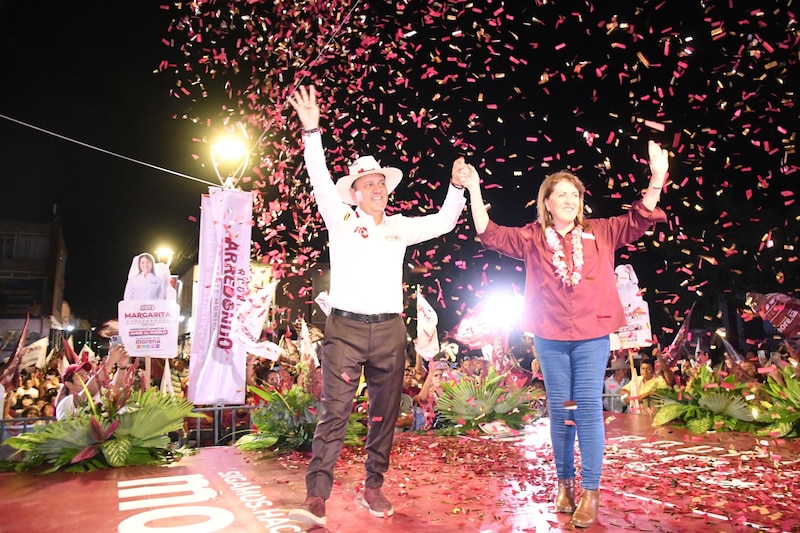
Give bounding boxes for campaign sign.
[118,299,180,358]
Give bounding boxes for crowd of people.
[3,334,792,427]
[1,343,132,423]
[3,359,65,422]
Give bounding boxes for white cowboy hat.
[335,155,403,205]
[610,358,629,370]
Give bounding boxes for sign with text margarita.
[118,299,180,358]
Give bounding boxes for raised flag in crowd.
[415,286,439,361]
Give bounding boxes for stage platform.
[1,413,798,532]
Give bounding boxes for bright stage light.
[483,289,524,331]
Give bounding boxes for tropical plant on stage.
[2,385,197,473]
[756,364,800,438]
[236,384,367,454]
[432,367,545,435]
[653,364,761,434]
[236,384,320,453]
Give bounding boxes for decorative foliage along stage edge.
[432,368,546,435]
[237,368,545,455]
[2,387,198,473]
[654,364,800,438]
[236,384,367,454]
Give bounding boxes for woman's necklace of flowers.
[545,225,584,287]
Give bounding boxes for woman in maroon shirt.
[461,141,669,528]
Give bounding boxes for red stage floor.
[1,413,798,532]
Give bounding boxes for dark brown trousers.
[305,313,407,499]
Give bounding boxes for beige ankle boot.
[555,478,576,513]
[570,489,600,528]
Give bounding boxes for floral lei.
[545,225,584,287]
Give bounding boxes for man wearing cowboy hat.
[287,85,469,526]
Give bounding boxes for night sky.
[1,1,798,349]
[0,1,211,324]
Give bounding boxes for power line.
[0,113,218,187]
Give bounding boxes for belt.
[332,308,399,323]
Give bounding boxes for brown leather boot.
[555,478,576,513]
[570,489,600,528]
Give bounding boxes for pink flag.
[59,333,80,365]
[415,287,440,361]
[189,187,253,405]
[450,301,498,350]
[0,315,29,390]
[663,302,696,368]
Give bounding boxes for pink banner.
[189,188,253,405]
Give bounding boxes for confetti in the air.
[161,0,799,337]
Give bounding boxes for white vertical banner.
[415,286,440,361]
[189,187,253,405]
[160,358,175,395]
[298,318,320,368]
[611,264,653,350]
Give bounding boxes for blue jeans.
[535,336,609,490]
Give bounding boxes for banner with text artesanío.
[189,187,253,405]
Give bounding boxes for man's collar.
[354,206,386,225]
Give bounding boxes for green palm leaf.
[652,402,689,426]
[5,415,95,461]
[698,392,754,421]
[436,379,503,421]
[235,434,279,451]
[3,388,194,473]
[115,389,196,444]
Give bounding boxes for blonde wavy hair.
[536,170,587,228]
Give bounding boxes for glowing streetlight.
[156,247,174,268]
[210,125,251,189]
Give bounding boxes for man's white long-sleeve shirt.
[303,132,466,314]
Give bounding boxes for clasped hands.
[451,157,479,190]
